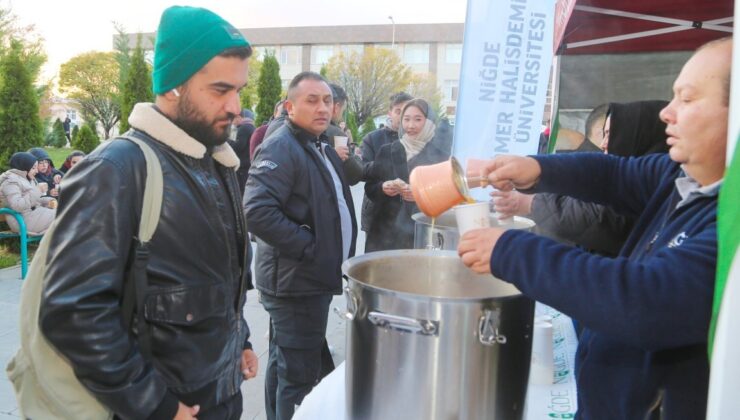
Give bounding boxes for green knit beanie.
[152,6,250,94]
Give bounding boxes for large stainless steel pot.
[412,210,535,250]
[340,250,534,420]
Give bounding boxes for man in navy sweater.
[459,37,731,419]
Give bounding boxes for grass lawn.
[0,238,36,269]
[45,146,72,168]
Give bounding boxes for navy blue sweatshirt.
[491,153,718,419]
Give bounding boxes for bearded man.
[39,6,258,420]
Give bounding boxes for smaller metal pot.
[413,210,535,250]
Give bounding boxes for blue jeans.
[261,293,335,420]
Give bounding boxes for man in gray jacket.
[244,71,357,420]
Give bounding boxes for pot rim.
[342,250,523,302]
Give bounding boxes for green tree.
[50,118,67,148]
[255,52,281,126]
[0,6,47,84]
[71,125,79,145]
[0,41,42,170]
[407,72,446,120]
[112,22,131,88]
[360,117,376,140]
[240,54,262,111]
[119,35,153,132]
[325,48,412,127]
[59,52,120,139]
[73,124,100,154]
[346,112,360,145]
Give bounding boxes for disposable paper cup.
[529,318,554,385]
[454,201,491,235]
[334,136,349,147]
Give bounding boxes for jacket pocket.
[144,284,227,326]
[142,284,232,387]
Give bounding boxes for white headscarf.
[400,119,436,161]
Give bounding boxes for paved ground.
[0,183,367,419]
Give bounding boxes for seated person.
[0,152,56,235]
[60,150,85,174]
[28,147,64,197]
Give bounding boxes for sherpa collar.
[128,103,240,170]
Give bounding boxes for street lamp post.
[388,16,396,49]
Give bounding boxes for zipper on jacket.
[644,191,682,254]
[312,140,346,259]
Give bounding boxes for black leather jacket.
[39,106,253,420]
[244,120,357,297]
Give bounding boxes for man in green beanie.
[39,6,257,420]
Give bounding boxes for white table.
[294,303,578,419]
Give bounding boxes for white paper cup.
[529,319,554,385]
[334,136,349,147]
[454,201,491,235]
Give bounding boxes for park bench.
[0,208,43,279]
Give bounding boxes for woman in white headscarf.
[364,98,453,252]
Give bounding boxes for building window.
[279,46,301,66]
[444,79,459,102]
[311,45,335,65]
[445,44,462,64]
[403,44,429,64]
[338,44,364,57]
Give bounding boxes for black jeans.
[261,293,335,420]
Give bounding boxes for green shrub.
[74,124,100,154]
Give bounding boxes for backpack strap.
[117,134,163,352]
[121,135,164,242]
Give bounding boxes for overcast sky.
[8,0,467,82]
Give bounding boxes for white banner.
[453,0,555,200]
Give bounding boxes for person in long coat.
[364,98,452,251]
[0,152,56,235]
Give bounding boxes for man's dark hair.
[219,46,253,59]
[287,71,329,99]
[390,92,413,108]
[330,83,348,104]
[584,103,608,140]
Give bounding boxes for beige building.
[123,23,464,117]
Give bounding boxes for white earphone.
[172,88,180,97]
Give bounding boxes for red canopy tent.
[556,0,733,54]
[547,0,734,150]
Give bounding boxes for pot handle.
[479,309,507,345]
[333,286,358,321]
[367,311,439,336]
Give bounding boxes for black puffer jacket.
[244,119,357,297]
[40,104,253,419]
[364,121,453,251]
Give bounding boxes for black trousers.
[198,391,242,420]
[261,293,335,420]
[113,391,242,420]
